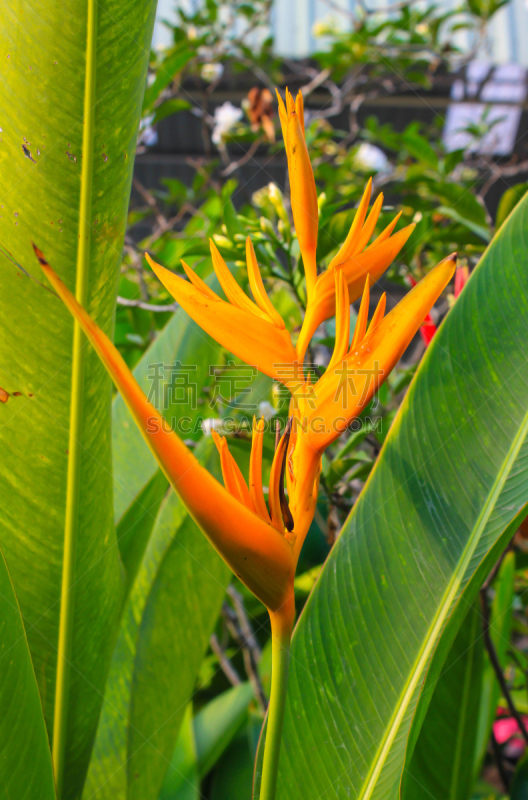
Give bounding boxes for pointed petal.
[246,237,285,329]
[353,192,384,255]
[211,431,255,512]
[295,90,305,135]
[250,417,271,522]
[35,246,295,612]
[181,259,221,301]
[365,210,402,252]
[146,253,299,385]
[296,224,415,360]
[209,240,270,323]
[287,108,318,300]
[276,89,289,153]
[349,275,370,352]
[268,425,290,535]
[308,254,457,450]
[365,292,386,339]
[285,86,295,115]
[327,270,350,371]
[329,178,372,269]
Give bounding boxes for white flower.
[354,143,390,173]
[212,102,243,145]
[201,417,224,436]
[258,401,276,421]
[138,114,158,147]
[201,63,223,83]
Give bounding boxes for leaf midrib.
[357,402,528,800]
[51,0,97,793]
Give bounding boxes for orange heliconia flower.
[35,88,456,628]
[37,235,455,624]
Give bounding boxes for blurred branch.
[223,586,268,713]
[210,632,242,687]
[478,158,528,203]
[490,729,510,792]
[480,567,528,747]
[116,296,179,313]
[221,136,263,176]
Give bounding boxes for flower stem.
[259,604,294,800]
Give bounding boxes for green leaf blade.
[0,1,157,795]
[403,600,484,800]
[0,550,56,800]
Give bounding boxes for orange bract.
[35,246,295,615]
[36,85,457,619]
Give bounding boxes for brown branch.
[210,633,242,687]
[133,177,167,229]
[480,584,528,747]
[490,729,510,792]
[223,587,268,713]
[220,136,263,177]
[116,296,179,313]
[478,159,528,203]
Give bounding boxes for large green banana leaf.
[0,1,156,795]
[402,550,515,800]
[255,193,528,799]
[403,599,484,800]
[0,549,56,800]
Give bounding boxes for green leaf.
[159,705,199,800]
[474,551,515,771]
[152,99,192,125]
[254,192,528,799]
[438,205,491,242]
[402,126,438,169]
[210,713,263,800]
[84,440,230,800]
[0,549,56,800]
[0,1,156,795]
[512,753,528,800]
[142,48,194,112]
[116,469,169,596]
[402,599,484,800]
[496,184,528,230]
[194,682,255,778]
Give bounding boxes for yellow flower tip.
[350,273,370,352]
[295,90,305,135]
[286,107,318,300]
[366,291,386,337]
[285,86,295,115]
[245,236,286,329]
[181,258,219,301]
[329,179,373,269]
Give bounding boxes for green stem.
[260,608,294,800]
[52,1,97,795]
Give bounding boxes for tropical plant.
[2,2,528,800]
